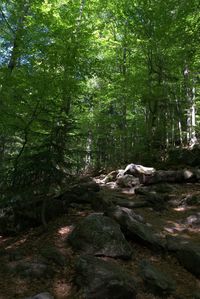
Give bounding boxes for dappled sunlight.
[6,236,28,250]
[164,220,187,233]
[121,187,135,195]
[53,280,72,299]
[58,225,74,239]
[173,206,198,212]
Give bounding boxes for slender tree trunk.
[184,66,196,146]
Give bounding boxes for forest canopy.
[0,0,200,191]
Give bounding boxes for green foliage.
[0,0,200,199]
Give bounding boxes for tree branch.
[0,6,15,34]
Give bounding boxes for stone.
[184,194,200,206]
[185,213,200,227]
[140,260,176,296]
[124,164,155,176]
[75,255,137,299]
[113,198,149,209]
[24,292,54,299]
[11,259,54,278]
[167,236,200,277]
[192,290,200,299]
[71,180,100,196]
[116,174,140,188]
[8,248,25,261]
[102,170,119,183]
[68,214,132,259]
[40,246,66,267]
[142,192,169,211]
[105,206,166,250]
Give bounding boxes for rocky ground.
[0,173,200,299]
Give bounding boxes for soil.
[0,182,199,299]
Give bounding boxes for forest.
[0,0,200,299]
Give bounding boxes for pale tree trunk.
[184,66,197,146]
[86,131,92,166]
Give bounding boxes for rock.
[61,180,100,205]
[75,255,137,299]
[167,236,200,277]
[183,194,200,206]
[40,246,66,267]
[142,192,169,211]
[113,198,149,209]
[124,164,155,176]
[8,248,25,261]
[116,169,126,178]
[24,292,54,299]
[135,184,176,195]
[142,170,184,184]
[135,186,152,195]
[192,290,200,299]
[185,213,200,227]
[68,214,132,259]
[11,259,54,278]
[116,174,140,188]
[71,180,100,196]
[140,260,176,295]
[102,170,119,183]
[142,169,197,185]
[150,183,177,193]
[105,206,166,250]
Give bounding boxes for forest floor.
[0,182,199,299]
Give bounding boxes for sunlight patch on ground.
[173,206,197,212]
[6,237,28,250]
[164,221,187,233]
[53,280,72,299]
[121,187,135,194]
[58,225,74,238]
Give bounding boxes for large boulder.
[167,236,200,277]
[140,260,176,296]
[75,255,137,299]
[124,164,155,176]
[68,214,132,259]
[105,206,166,250]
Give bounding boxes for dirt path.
[0,183,199,299]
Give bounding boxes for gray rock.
[185,213,200,227]
[184,194,200,206]
[124,164,155,176]
[12,259,54,278]
[140,260,176,295]
[116,175,140,188]
[192,290,200,299]
[68,214,132,259]
[75,255,137,299]
[8,248,25,261]
[113,198,149,209]
[142,192,169,211]
[105,206,166,250]
[150,183,177,193]
[40,246,66,267]
[167,236,200,277]
[24,292,54,299]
